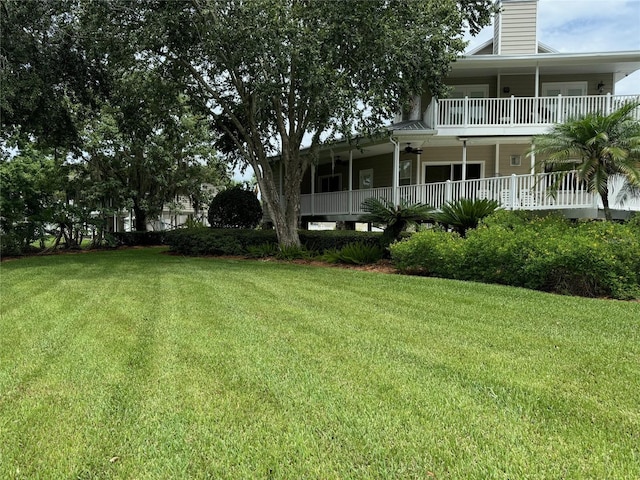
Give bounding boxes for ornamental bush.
[207,186,263,229]
[390,211,640,299]
[165,228,383,257]
[390,229,464,276]
[323,242,384,265]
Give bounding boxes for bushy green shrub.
[207,187,262,229]
[521,220,640,298]
[0,233,23,257]
[165,228,384,257]
[165,228,277,256]
[276,244,312,260]
[390,229,464,276]
[112,231,168,246]
[246,243,279,258]
[391,211,640,299]
[299,230,383,252]
[323,242,384,265]
[460,214,561,285]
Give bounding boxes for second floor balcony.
[422,94,640,136]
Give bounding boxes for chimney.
[493,0,539,55]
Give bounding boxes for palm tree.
[531,100,640,220]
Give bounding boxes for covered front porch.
[300,171,640,220]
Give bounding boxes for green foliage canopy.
[103,0,495,246]
[207,186,263,229]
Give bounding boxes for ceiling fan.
[404,143,423,155]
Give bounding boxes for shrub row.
[164,228,383,256]
[111,231,169,246]
[390,211,640,299]
[0,233,26,257]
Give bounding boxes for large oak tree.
[105,0,495,246]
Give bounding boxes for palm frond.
[435,198,499,237]
[531,100,640,220]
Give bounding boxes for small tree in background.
[207,186,262,229]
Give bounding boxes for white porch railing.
[424,94,640,129]
[300,172,640,217]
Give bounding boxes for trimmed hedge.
[299,230,383,252]
[164,228,383,256]
[112,231,169,246]
[390,212,640,300]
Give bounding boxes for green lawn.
[1,248,638,479]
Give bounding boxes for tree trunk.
[601,192,612,221]
[133,205,148,231]
[256,165,301,248]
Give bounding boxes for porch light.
[597,81,605,94]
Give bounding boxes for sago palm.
[435,198,500,237]
[360,197,434,246]
[531,100,640,220]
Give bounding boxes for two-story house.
[290,0,640,226]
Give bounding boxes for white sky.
[466,0,640,94]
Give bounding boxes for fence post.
[445,180,452,204]
[510,174,518,210]
[510,95,515,125]
[557,94,564,123]
[463,96,469,127]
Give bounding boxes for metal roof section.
[390,120,433,131]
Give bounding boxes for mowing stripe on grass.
[1,248,639,479]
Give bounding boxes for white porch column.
[530,140,536,175]
[534,65,540,123]
[392,138,400,206]
[461,137,468,198]
[311,164,315,216]
[348,150,353,214]
[461,139,468,182]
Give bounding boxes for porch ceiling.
[450,51,640,82]
[315,135,533,164]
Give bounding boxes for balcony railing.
[300,172,640,217]
[423,94,640,129]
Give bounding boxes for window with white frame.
[318,174,342,193]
